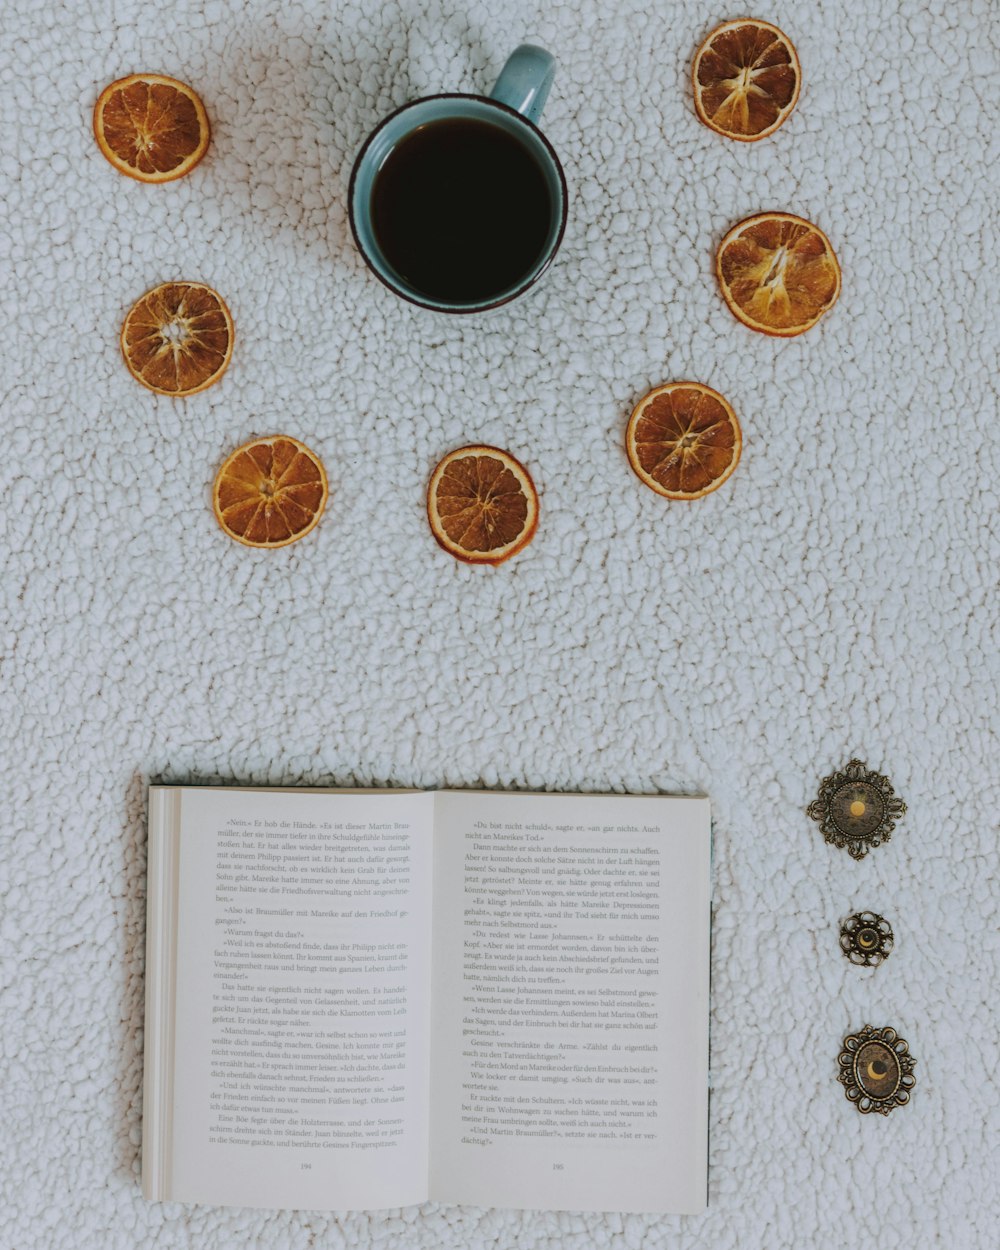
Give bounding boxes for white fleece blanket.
[1,0,997,1246]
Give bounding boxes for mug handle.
[489,44,555,126]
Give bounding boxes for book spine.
[141,787,181,1201]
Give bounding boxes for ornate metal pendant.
[807,759,906,859]
[840,911,894,966]
[837,1024,916,1115]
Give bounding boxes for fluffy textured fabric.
[1,0,997,1246]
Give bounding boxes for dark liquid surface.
[370,117,553,304]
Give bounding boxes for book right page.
[428,791,711,1214]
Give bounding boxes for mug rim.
[347,92,569,314]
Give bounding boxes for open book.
[143,786,711,1214]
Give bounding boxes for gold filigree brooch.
[807,759,906,859]
[840,911,894,966]
[837,1024,916,1115]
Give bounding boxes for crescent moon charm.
[838,1025,916,1115]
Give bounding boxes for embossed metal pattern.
[837,1024,916,1115]
[807,759,906,859]
[840,911,894,966]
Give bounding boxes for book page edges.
[141,786,182,1201]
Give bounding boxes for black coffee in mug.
[369,117,554,306]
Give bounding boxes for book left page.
[144,786,435,1210]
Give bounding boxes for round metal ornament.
[837,1024,916,1115]
[840,911,894,966]
[807,759,906,859]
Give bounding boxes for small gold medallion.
[807,759,906,859]
[837,1024,916,1115]
[840,911,894,966]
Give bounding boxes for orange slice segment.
[716,212,841,336]
[94,74,209,182]
[213,436,329,548]
[121,282,233,396]
[428,446,539,565]
[693,20,801,141]
[626,382,742,500]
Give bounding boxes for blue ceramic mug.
[348,45,568,314]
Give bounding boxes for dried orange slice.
[717,212,841,336]
[213,436,328,548]
[94,74,210,182]
[626,383,741,500]
[428,446,538,565]
[121,282,233,396]
[693,20,801,141]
